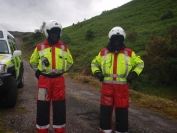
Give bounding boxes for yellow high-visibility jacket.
[30,40,73,74]
[91,47,144,84]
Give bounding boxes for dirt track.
[0,40,177,133]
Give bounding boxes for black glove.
[94,72,104,82]
[35,70,41,79]
[127,71,138,83]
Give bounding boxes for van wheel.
[18,71,24,88]
[2,76,17,108]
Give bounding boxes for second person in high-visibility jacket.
[91,26,144,133]
[30,20,73,133]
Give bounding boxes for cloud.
[0,0,131,32]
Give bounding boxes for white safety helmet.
[44,20,62,38]
[108,26,126,40]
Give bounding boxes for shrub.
[22,35,29,42]
[85,29,94,40]
[168,25,177,45]
[31,32,44,40]
[127,31,138,42]
[142,26,177,86]
[61,33,71,44]
[160,10,174,20]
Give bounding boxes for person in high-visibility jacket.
[91,26,144,133]
[30,20,73,133]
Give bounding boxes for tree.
[39,22,46,33]
[34,22,46,33]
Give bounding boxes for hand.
[35,70,41,79]
[127,71,138,83]
[94,72,104,82]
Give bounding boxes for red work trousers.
[100,82,129,133]
[36,75,66,133]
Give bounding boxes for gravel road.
[0,54,177,133]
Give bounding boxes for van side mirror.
[13,50,22,57]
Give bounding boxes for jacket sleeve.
[131,51,144,75]
[91,52,102,74]
[29,47,39,71]
[66,48,74,71]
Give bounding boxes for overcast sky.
[0,0,131,32]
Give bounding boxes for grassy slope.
[63,0,177,73]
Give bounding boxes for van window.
[8,35,15,42]
[0,31,3,38]
[0,40,9,54]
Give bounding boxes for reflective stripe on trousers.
[115,131,128,133]
[100,129,112,133]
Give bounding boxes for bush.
[61,33,71,44]
[22,35,29,42]
[31,32,44,40]
[168,25,177,45]
[127,31,138,42]
[142,26,177,86]
[85,29,94,40]
[160,10,174,20]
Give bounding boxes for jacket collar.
[44,39,63,46]
[106,43,126,52]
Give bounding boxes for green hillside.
[20,0,177,101]
[62,0,177,73]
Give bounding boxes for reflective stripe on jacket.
[30,40,73,74]
[91,47,144,83]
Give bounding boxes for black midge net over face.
[107,35,125,52]
[47,28,61,45]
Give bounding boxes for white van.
[0,27,24,108]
